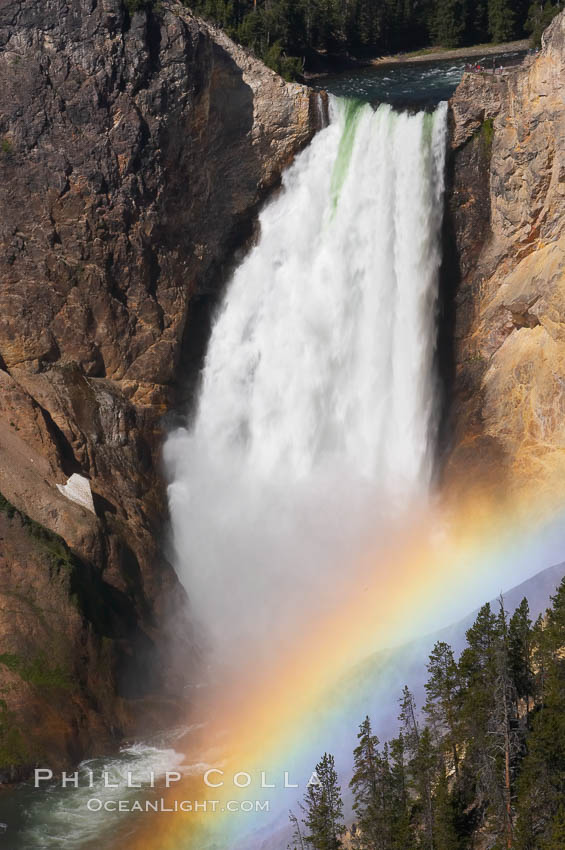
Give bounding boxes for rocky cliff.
[446,13,565,508]
[0,0,321,774]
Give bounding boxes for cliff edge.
[0,0,320,774]
[446,12,565,507]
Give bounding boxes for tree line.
[183,0,563,78]
[289,576,565,849]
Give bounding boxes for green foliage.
[509,598,535,712]
[0,490,141,649]
[0,491,76,572]
[433,771,460,850]
[0,138,13,157]
[488,0,516,41]
[543,805,565,849]
[388,734,413,848]
[525,1,561,46]
[0,653,70,690]
[339,579,565,850]
[481,117,494,150]
[425,640,462,776]
[430,0,467,47]
[302,753,345,849]
[0,701,28,767]
[288,809,307,849]
[514,578,565,849]
[263,41,304,80]
[468,0,490,42]
[184,0,555,78]
[350,717,409,848]
[0,491,15,517]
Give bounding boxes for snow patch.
[56,473,96,514]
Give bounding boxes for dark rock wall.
[0,0,320,771]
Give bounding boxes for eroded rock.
[445,12,565,505]
[0,0,320,773]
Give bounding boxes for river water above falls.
[317,49,527,105]
[1,94,449,849]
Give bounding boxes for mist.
[164,99,448,679]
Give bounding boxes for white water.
[5,98,448,850]
[15,735,189,849]
[165,98,448,665]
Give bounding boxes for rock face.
[0,0,320,773]
[446,13,565,506]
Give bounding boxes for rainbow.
[99,484,565,850]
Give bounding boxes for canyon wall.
[0,0,320,774]
[446,12,565,507]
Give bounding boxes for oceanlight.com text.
[86,798,271,813]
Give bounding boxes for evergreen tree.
[509,598,534,712]
[350,716,386,849]
[425,641,462,777]
[543,804,565,849]
[459,603,500,769]
[303,753,345,850]
[488,0,516,41]
[433,770,460,850]
[531,611,552,706]
[347,579,565,850]
[525,0,561,46]
[430,0,467,46]
[399,687,434,848]
[388,734,414,849]
[513,579,565,849]
[486,599,522,848]
[467,0,490,41]
[398,685,420,756]
[414,726,437,848]
[288,809,307,849]
[185,0,545,78]
[547,575,565,649]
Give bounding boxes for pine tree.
[289,809,307,849]
[488,0,516,41]
[509,598,534,719]
[514,579,565,849]
[398,686,420,756]
[347,580,565,850]
[486,598,522,849]
[425,641,462,777]
[415,726,437,849]
[399,687,434,848]
[543,804,565,849]
[187,0,539,77]
[531,612,552,707]
[430,0,467,46]
[525,0,560,47]
[303,753,345,850]
[459,603,500,768]
[350,716,386,849]
[467,0,489,41]
[433,770,460,850]
[388,734,413,849]
[546,576,565,650]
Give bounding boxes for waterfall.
[165,98,448,664]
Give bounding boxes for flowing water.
[1,96,448,848]
[165,97,447,665]
[318,49,527,105]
